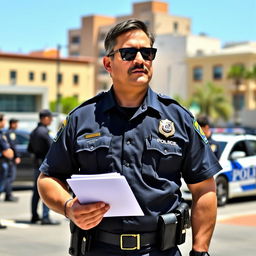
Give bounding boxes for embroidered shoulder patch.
[193,119,208,144]
[54,115,69,142]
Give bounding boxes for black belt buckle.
[120,234,141,250]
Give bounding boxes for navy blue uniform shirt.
[28,123,52,159]
[6,129,20,159]
[40,87,221,233]
[0,131,10,159]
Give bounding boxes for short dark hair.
[9,118,18,126]
[0,113,4,122]
[197,115,210,127]
[104,19,155,56]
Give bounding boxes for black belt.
[95,230,157,250]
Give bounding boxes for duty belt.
[95,230,157,250]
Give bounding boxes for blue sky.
[0,0,255,54]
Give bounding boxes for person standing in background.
[0,114,14,229]
[4,118,21,202]
[197,115,221,159]
[28,110,60,225]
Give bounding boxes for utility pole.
[56,44,61,113]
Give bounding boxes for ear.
[103,56,112,73]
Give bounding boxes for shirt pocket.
[142,138,183,179]
[75,135,112,173]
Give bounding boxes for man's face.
[42,116,53,126]
[201,125,211,138]
[11,122,18,130]
[103,29,154,90]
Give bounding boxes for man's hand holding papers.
[64,197,110,230]
[67,173,144,220]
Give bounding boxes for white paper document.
[67,173,144,217]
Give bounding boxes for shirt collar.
[100,86,162,116]
[100,87,117,113]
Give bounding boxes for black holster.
[69,221,93,256]
[158,201,191,251]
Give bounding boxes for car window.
[229,140,249,157]
[217,141,227,157]
[16,133,29,145]
[247,140,256,155]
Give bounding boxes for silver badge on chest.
[159,119,175,138]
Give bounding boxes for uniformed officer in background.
[37,19,221,256]
[28,110,60,225]
[4,118,21,202]
[0,113,14,229]
[196,115,221,159]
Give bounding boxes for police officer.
[28,110,60,225]
[196,115,221,159]
[0,113,14,229]
[4,118,21,202]
[38,19,221,256]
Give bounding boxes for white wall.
[151,35,187,98]
[151,34,221,99]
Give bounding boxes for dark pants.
[0,162,8,193]
[31,166,49,219]
[4,161,17,198]
[82,243,182,256]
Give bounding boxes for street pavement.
[0,190,256,256]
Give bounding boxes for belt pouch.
[158,212,178,251]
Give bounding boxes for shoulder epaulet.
[68,91,106,116]
[157,93,194,118]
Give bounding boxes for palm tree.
[227,64,247,86]
[227,64,248,124]
[191,82,232,122]
[246,65,256,81]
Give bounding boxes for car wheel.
[216,176,228,207]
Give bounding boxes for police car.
[181,129,256,206]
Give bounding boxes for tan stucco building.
[0,51,94,113]
[68,0,191,92]
[187,42,256,124]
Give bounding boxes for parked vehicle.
[181,132,256,206]
[15,130,34,181]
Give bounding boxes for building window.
[57,73,63,84]
[29,72,34,81]
[173,22,178,33]
[99,49,106,58]
[233,93,245,111]
[70,52,80,56]
[41,72,47,81]
[10,70,17,84]
[0,94,36,112]
[71,36,80,44]
[193,67,203,81]
[73,74,79,85]
[98,32,106,41]
[213,65,223,80]
[196,49,204,56]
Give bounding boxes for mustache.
[128,64,149,74]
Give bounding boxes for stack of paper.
[67,173,144,217]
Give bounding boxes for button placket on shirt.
[123,138,132,168]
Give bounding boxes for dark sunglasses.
[108,47,157,61]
